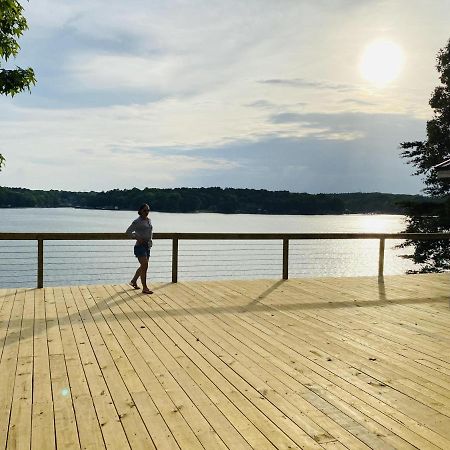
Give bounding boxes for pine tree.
[399,38,450,272]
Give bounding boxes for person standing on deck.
[126,203,153,294]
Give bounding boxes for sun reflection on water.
[357,214,395,233]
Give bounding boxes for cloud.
[269,112,367,141]
[1,140,239,191]
[244,100,279,109]
[68,53,184,92]
[270,113,308,124]
[340,98,376,106]
[18,0,443,119]
[0,104,427,193]
[175,113,427,194]
[259,78,356,92]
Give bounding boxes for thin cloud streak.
[259,78,356,92]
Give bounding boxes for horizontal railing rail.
[0,232,449,288]
[1,232,449,240]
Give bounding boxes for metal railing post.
[172,238,179,283]
[378,238,385,277]
[282,238,289,280]
[38,238,44,288]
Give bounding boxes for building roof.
[435,158,450,179]
[434,158,450,169]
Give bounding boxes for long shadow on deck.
[0,280,447,351]
[86,279,448,324]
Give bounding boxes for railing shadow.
[246,279,287,307]
[378,276,387,302]
[116,280,448,319]
[0,278,448,353]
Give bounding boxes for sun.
[359,40,404,87]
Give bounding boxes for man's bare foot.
[130,281,139,290]
[142,289,153,294]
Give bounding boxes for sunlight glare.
[358,215,392,233]
[360,40,404,87]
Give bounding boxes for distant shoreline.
[0,205,407,216]
[0,186,432,215]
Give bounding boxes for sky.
[1,0,449,194]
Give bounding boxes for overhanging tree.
[399,38,450,272]
[0,0,36,170]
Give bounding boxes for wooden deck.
[0,274,449,450]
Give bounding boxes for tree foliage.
[399,38,450,272]
[0,186,432,215]
[0,0,36,170]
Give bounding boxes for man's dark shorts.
[134,243,150,259]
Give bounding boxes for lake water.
[0,208,415,288]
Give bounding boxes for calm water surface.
[0,208,415,287]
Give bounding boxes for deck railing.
[0,232,449,288]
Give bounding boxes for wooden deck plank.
[49,353,81,450]
[0,289,25,450]
[0,273,449,450]
[47,286,106,450]
[0,287,15,449]
[6,288,34,450]
[31,288,55,450]
[59,286,130,450]
[0,289,16,362]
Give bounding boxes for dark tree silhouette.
[399,38,450,272]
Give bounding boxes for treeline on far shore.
[0,186,434,215]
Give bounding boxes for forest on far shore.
[0,186,435,215]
